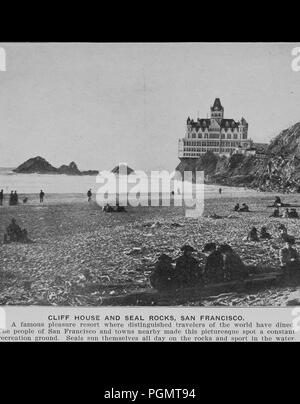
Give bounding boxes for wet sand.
[0,191,300,306]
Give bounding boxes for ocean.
[0,167,258,198]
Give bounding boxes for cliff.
[13,156,99,175]
[176,122,300,192]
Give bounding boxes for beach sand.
[1,191,300,306]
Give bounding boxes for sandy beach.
[1,191,300,306]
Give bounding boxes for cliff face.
[14,157,99,175]
[176,122,300,192]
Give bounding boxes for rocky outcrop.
[57,162,82,175]
[175,122,300,192]
[14,156,99,176]
[111,163,134,175]
[13,156,58,174]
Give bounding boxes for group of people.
[0,190,45,205]
[3,218,31,244]
[270,207,299,218]
[234,203,250,212]
[150,243,248,291]
[245,224,295,244]
[102,203,126,213]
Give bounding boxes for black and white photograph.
[1,42,300,311]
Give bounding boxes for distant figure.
[245,227,259,242]
[0,189,3,206]
[278,224,295,245]
[9,191,14,206]
[23,197,28,204]
[234,203,240,212]
[14,191,19,205]
[260,226,272,240]
[219,244,248,281]
[219,188,222,195]
[279,241,300,274]
[270,207,280,218]
[289,208,299,219]
[202,242,224,283]
[87,189,92,202]
[150,254,174,291]
[174,245,202,287]
[239,203,249,212]
[282,208,289,218]
[39,190,45,203]
[274,196,282,207]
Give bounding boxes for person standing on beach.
[14,191,19,205]
[9,191,14,206]
[87,189,92,202]
[219,188,222,195]
[39,190,45,203]
[0,189,3,206]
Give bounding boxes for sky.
[0,42,300,171]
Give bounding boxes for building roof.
[211,98,223,111]
[220,119,238,128]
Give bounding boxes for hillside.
[176,122,300,192]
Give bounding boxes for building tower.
[210,98,224,122]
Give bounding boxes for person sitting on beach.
[234,203,240,212]
[103,203,115,213]
[278,224,295,245]
[279,241,300,274]
[282,208,289,218]
[4,218,31,243]
[219,244,248,281]
[289,208,299,219]
[150,253,175,291]
[202,242,224,284]
[244,227,259,242]
[239,203,249,212]
[260,226,272,240]
[23,197,28,204]
[270,207,280,218]
[115,203,126,213]
[209,213,222,219]
[0,189,3,206]
[174,245,202,287]
[87,189,92,202]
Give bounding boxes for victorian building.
[178,98,252,158]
